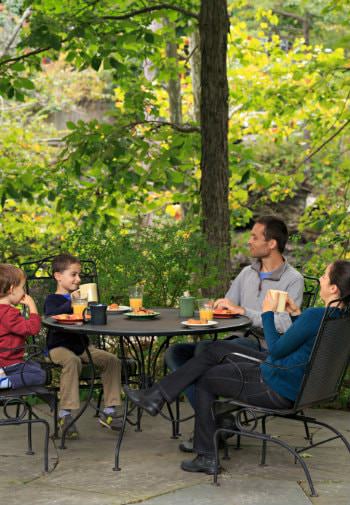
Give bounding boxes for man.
[165,215,304,451]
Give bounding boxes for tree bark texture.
[189,26,201,123]
[165,19,183,124]
[199,0,231,294]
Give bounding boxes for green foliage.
[64,222,220,307]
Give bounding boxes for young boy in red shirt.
[0,264,46,389]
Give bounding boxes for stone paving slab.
[136,479,312,505]
[0,404,349,504]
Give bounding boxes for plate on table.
[125,311,160,320]
[181,320,218,328]
[107,305,130,314]
[213,309,238,319]
[52,314,84,325]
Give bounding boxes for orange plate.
[52,314,84,324]
[213,310,237,319]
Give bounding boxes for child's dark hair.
[52,253,81,276]
[329,260,350,301]
[0,264,26,298]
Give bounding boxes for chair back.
[20,255,99,313]
[301,274,320,309]
[296,299,350,409]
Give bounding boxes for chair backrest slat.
[301,274,320,310]
[296,301,350,408]
[20,255,99,314]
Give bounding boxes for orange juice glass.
[197,299,214,323]
[129,297,143,310]
[129,285,144,311]
[71,297,88,317]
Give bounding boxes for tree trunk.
[165,19,182,124]
[199,0,231,295]
[189,25,201,123]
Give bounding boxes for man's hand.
[214,298,245,315]
[71,289,81,299]
[21,294,38,314]
[285,296,301,316]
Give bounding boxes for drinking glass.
[129,285,144,311]
[71,297,88,317]
[197,298,214,323]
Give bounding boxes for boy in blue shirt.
[44,253,121,439]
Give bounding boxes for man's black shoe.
[124,385,165,416]
[181,455,221,475]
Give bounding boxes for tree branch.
[296,119,350,170]
[272,9,310,24]
[0,7,32,58]
[129,119,200,133]
[0,46,51,67]
[101,3,199,21]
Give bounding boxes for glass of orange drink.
[197,299,214,323]
[71,297,88,317]
[129,285,144,311]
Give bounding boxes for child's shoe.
[58,414,79,440]
[99,411,123,431]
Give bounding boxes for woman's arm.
[262,308,324,359]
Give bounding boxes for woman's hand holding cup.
[285,296,301,316]
[262,290,278,313]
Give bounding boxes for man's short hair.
[51,253,81,275]
[255,215,289,253]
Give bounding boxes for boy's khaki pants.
[49,345,121,410]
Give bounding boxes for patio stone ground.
[0,402,349,504]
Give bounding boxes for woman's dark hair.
[52,253,81,275]
[0,264,26,298]
[329,260,350,300]
[255,215,289,253]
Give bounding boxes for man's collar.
[251,258,287,281]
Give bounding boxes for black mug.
[83,303,107,325]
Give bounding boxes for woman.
[124,260,350,474]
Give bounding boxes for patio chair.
[20,255,139,440]
[212,298,350,497]
[0,345,55,472]
[20,256,106,436]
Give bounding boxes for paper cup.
[79,283,98,303]
[277,290,288,312]
[268,289,288,312]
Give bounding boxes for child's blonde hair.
[0,264,26,298]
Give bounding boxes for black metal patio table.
[43,309,251,467]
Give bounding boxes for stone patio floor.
[0,402,349,505]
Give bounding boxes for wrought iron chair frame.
[20,255,104,438]
[212,298,350,497]
[0,344,55,472]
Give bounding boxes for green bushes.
[65,222,220,308]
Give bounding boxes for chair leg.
[299,410,312,442]
[213,430,221,486]
[53,394,59,439]
[113,396,129,472]
[26,404,34,455]
[214,427,318,497]
[95,388,103,417]
[260,416,267,465]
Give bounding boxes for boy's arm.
[2,308,41,337]
[44,295,72,316]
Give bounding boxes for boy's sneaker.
[99,411,123,431]
[58,414,79,440]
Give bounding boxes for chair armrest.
[231,352,263,363]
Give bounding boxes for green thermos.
[179,291,195,318]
